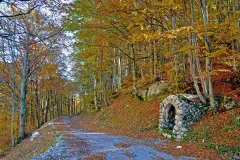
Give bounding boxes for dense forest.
[67,0,239,112]
[0,0,79,151]
[0,0,240,156]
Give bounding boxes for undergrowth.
[182,109,240,158]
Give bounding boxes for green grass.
[204,142,240,159]
[182,129,199,143]
[161,128,173,135]
[160,128,176,140]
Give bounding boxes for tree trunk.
[190,0,207,104]
[34,85,40,128]
[131,44,137,95]
[201,0,216,111]
[11,103,15,148]
[93,74,99,110]
[117,49,122,91]
[112,49,117,92]
[44,93,49,123]
[234,0,239,71]
[195,55,208,97]
[171,9,180,92]
[152,40,157,82]
[103,74,109,107]
[60,94,63,116]
[19,74,28,141]
[19,51,29,141]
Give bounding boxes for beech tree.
[67,0,240,111]
[0,0,72,145]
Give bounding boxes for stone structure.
[159,94,208,140]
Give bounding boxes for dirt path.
[31,116,197,160]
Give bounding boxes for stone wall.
[159,94,208,140]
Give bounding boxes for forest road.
[32,116,197,160]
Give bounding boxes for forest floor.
[4,116,200,160]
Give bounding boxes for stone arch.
[159,96,184,138]
[159,94,208,140]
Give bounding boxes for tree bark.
[131,44,138,95]
[19,51,29,141]
[190,0,207,104]
[44,93,49,123]
[117,48,122,91]
[201,0,216,111]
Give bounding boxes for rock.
[40,121,54,129]
[224,101,237,110]
[159,119,164,124]
[162,133,172,139]
[173,125,179,131]
[147,82,169,98]
[159,112,164,116]
[138,82,169,101]
[231,153,240,160]
[176,135,183,140]
[30,131,40,142]
[180,127,189,132]
[176,109,182,115]
[175,115,182,121]
[236,116,240,121]
[223,96,239,110]
[176,146,182,149]
[172,129,177,134]
[174,100,182,107]
[177,120,183,125]
[180,94,199,101]
[137,90,148,101]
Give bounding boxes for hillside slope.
[72,91,232,160]
[3,81,240,160]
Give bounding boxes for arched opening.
[166,105,176,130]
